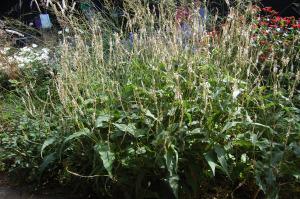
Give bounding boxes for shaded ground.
[0,173,82,199]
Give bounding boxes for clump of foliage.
[1,1,299,198]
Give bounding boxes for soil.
[0,172,81,199]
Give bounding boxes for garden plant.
[0,1,299,198]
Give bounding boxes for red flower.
[261,7,279,16]
[259,21,269,26]
[262,7,273,12]
[292,23,300,29]
[283,17,291,25]
[269,24,278,28]
[271,16,281,23]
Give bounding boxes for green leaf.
[250,122,273,132]
[94,143,115,178]
[266,168,276,186]
[64,128,91,143]
[167,175,179,198]
[214,145,230,178]
[256,139,270,151]
[289,142,300,157]
[164,145,179,198]
[136,147,146,155]
[96,114,111,128]
[83,99,95,106]
[164,145,178,176]
[41,137,56,158]
[204,150,218,176]
[293,172,300,181]
[255,175,267,193]
[113,123,137,137]
[270,151,284,166]
[187,128,204,136]
[250,133,258,145]
[59,129,91,157]
[241,153,248,163]
[221,122,240,133]
[233,140,252,148]
[39,152,56,174]
[145,109,158,121]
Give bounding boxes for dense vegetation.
[1,1,299,198]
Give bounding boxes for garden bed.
[1,1,300,199]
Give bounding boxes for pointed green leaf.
[94,143,115,178]
[64,128,90,143]
[145,109,158,121]
[168,175,179,198]
[164,145,178,176]
[204,150,218,176]
[39,152,56,174]
[59,129,91,158]
[214,145,230,177]
[187,128,204,136]
[221,122,239,133]
[41,137,56,158]
[164,145,179,198]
